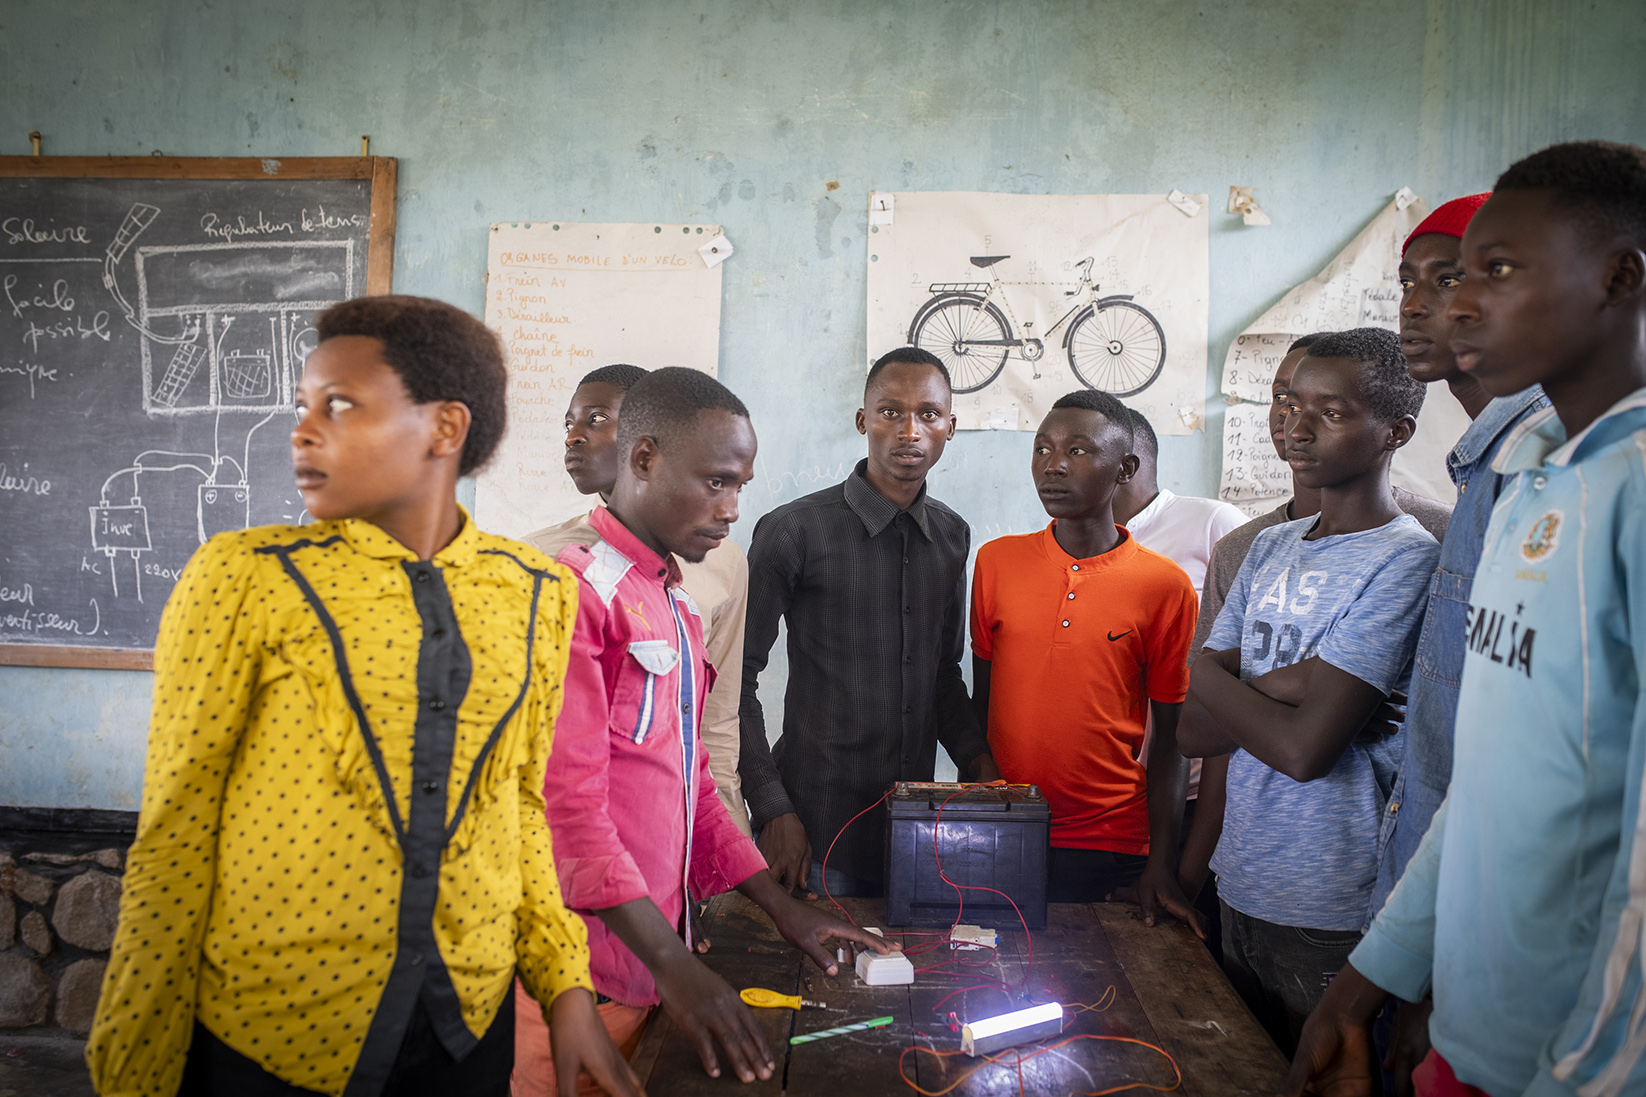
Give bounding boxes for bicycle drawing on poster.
[907,254,1166,396]
[866,191,1210,435]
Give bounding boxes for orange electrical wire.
[1062,984,1118,1018]
[897,1032,1182,1097]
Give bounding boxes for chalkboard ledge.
[0,645,152,672]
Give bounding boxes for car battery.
[884,782,1049,930]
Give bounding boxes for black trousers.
[176,992,514,1097]
[1045,845,1147,903]
[1218,899,1362,1058]
[1179,795,1225,965]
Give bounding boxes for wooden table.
[632,895,1287,1096]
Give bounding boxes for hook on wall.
[29,131,41,157]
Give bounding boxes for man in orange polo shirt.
[971,389,1202,933]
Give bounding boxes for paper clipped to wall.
[476,222,724,540]
[866,191,1210,435]
[1217,188,1470,510]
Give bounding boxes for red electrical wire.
[818,780,1053,1010]
[820,786,1174,1097]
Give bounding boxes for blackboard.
[0,157,396,669]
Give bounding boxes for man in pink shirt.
[513,368,887,1095]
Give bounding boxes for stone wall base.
[0,808,137,1037]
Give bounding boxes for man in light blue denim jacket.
[1367,192,1549,1089]
[1372,193,1550,918]
[1283,139,1646,1097]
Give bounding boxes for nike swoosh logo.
[1107,630,1133,642]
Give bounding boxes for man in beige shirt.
[523,364,752,835]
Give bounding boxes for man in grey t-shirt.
[1178,329,1440,1055]
[1176,335,1450,965]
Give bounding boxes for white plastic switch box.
[856,948,915,986]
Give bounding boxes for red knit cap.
[1402,193,1491,255]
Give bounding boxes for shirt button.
[1071,564,1080,572]
[422,781,439,794]
[1061,620,1070,628]
[903,705,912,714]
[1533,475,1548,489]
[415,571,430,583]
[427,698,445,711]
[1066,592,1075,600]
[904,606,912,614]
[904,655,912,664]
[410,950,425,965]
[410,865,428,879]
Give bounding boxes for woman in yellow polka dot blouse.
[85,298,645,1097]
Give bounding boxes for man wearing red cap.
[1363,193,1550,1085]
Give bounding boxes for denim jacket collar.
[1446,386,1548,483]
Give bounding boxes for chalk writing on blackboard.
[0,161,393,663]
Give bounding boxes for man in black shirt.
[739,347,1000,897]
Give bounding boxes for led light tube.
[960,1001,1064,1057]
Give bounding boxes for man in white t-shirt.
[1115,407,1247,825]
[1114,408,1247,596]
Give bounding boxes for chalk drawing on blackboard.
[97,204,347,416]
[89,400,288,601]
[72,221,347,600]
[907,255,1166,396]
[103,203,202,348]
[129,240,349,415]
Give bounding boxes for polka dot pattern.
[85,515,593,1097]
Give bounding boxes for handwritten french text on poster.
[476,222,724,540]
[1216,189,1471,508]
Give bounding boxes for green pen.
[789,1016,895,1045]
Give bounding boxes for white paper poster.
[475,222,724,539]
[1216,189,1470,508]
[866,192,1210,434]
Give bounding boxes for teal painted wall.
[3,0,1643,809]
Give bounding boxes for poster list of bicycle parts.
[476,221,725,541]
[865,191,1210,435]
[0,176,374,651]
[1213,189,1470,512]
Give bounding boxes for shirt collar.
[1123,487,1175,531]
[1446,386,1548,478]
[843,458,933,540]
[334,504,484,567]
[1492,385,1646,474]
[1038,520,1139,567]
[589,504,682,587]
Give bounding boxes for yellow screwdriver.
[740,987,826,1010]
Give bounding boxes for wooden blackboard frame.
[0,155,397,672]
